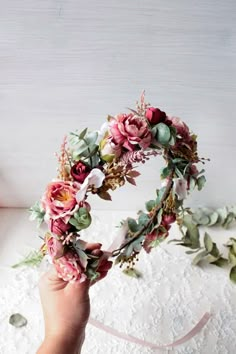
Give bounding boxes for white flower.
[76,168,105,203]
[96,122,109,144]
[173,178,188,200]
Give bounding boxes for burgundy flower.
[145,107,166,125]
[71,161,91,183]
[167,116,191,141]
[162,214,176,230]
[109,113,152,151]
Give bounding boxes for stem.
[112,169,175,257]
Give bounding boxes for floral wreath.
[27,93,236,284]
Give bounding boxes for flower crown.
[30,93,236,284]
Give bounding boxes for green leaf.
[209,243,220,258]
[197,175,206,191]
[122,268,142,278]
[216,207,228,225]
[127,218,140,233]
[79,128,88,139]
[145,200,156,212]
[9,314,27,328]
[155,123,171,145]
[210,257,228,267]
[192,250,208,265]
[230,266,236,284]
[138,212,150,228]
[156,187,166,204]
[229,249,236,266]
[84,131,98,145]
[160,166,171,179]
[204,232,213,252]
[29,202,45,227]
[12,250,43,268]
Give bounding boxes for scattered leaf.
[9,314,27,328]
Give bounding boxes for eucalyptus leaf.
[155,123,171,145]
[9,313,27,328]
[210,257,228,267]
[145,200,156,212]
[204,232,213,253]
[197,175,206,191]
[79,128,88,140]
[230,266,236,284]
[127,218,140,233]
[192,250,208,265]
[123,268,142,278]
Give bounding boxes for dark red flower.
[145,107,166,125]
[71,161,91,183]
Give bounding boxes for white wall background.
[0,0,236,209]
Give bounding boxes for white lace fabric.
[0,210,236,354]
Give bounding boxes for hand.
[37,243,112,354]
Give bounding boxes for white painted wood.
[0,0,236,209]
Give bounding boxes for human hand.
[37,243,112,354]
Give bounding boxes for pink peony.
[145,107,166,125]
[42,181,79,220]
[71,161,91,184]
[54,251,87,283]
[109,114,152,151]
[45,234,64,259]
[49,218,71,236]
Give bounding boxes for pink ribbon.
[89,312,211,349]
[90,232,211,349]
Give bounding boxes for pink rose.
[109,114,152,151]
[71,161,91,183]
[167,116,191,141]
[146,107,166,125]
[45,234,64,259]
[42,181,78,220]
[54,251,87,283]
[49,218,71,236]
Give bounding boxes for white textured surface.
[0,0,236,209]
[1,208,236,354]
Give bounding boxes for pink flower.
[145,107,166,125]
[45,234,64,259]
[54,251,87,283]
[109,114,152,151]
[71,161,91,183]
[42,181,79,220]
[49,218,71,236]
[167,116,191,141]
